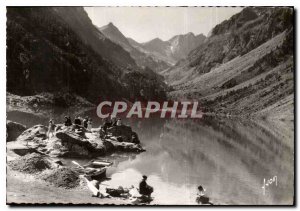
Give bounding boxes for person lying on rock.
[139,175,153,197]
[64,116,72,126]
[47,119,56,139]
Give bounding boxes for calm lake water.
[7,108,294,205]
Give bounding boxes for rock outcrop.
[106,125,140,144]
[6,120,26,142]
[12,123,145,158]
[16,124,48,143]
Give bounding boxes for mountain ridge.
[163,7,294,118]
[128,32,206,65]
[7,7,167,104]
[99,22,171,72]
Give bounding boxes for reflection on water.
[7,109,294,205]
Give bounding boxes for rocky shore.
[6,120,146,204]
[7,167,138,205]
[7,121,144,158]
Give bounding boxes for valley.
[6,6,294,205]
[7,7,294,120]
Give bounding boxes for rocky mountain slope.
[7,7,167,105]
[128,33,206,66]
[162,7,294,118]
[52,7,136,69]
[99,23,170,72]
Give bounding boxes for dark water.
[7,109,294,205]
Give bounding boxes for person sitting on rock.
[116,118,122,126]
[139,175,153,197]
[131,132,140,144]
[197,185,205,196]
[47,119,56,139]
[83,116,89,129]
[111,116,117,127]
[87,118,92,130]
[102,118,112,134]
[196,185,212,205]
[64,116,72,126]
[74,116,82,125]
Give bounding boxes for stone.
[107,125,140,144]
[16,124,48,144]
[6,121,26,142]
[9,123,145,158]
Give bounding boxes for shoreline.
[6,96,294,206]
[7,167,133,205]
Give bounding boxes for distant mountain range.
[162,7,294,119]
[128,32,206,66]
[99,22,206,71]
[99,23,170,72]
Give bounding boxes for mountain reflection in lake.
[7,109,294,205]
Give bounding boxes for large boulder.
[107,125,140,144]
[105,138,145,153]
[16,124,48,143]
[54,131,103,157]
[10,124,144,158]
[6,121,26,142]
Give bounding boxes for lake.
[7,108,294,205]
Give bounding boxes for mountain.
[128,33,206,65]
[99,22,133,52]
[141,38,174,65]
[7,7,167,104]
[52,7,136,69]
[168,33,206,61]
[99,23,170,72]
[162,7,294,119]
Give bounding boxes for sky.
[84,7,243,43]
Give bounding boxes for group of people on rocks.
[47,116,210,204]
[66,116,93,129]
[101,116,122,137]
[47,115,124,139]
[47,116,93,139]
